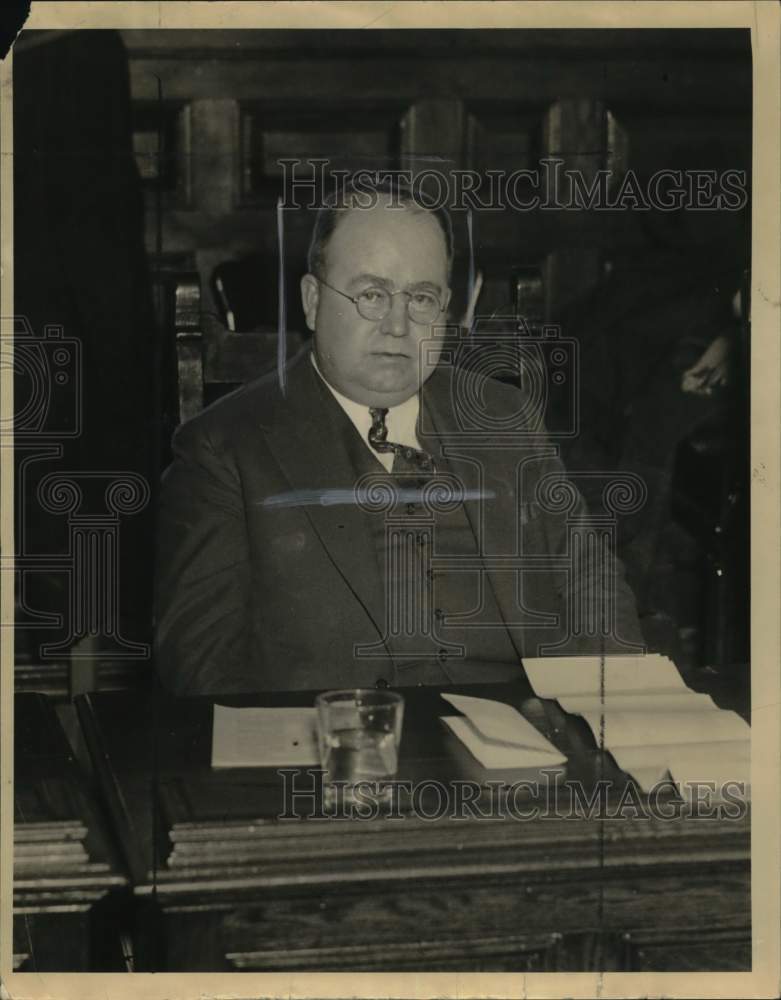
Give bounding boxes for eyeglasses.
[317,277,445,325]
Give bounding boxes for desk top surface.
[75,676,750,895]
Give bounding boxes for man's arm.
[534,447,646,653]
[154,420,253,695]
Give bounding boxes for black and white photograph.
[2,3,779,998]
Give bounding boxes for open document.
[522,655,750,794]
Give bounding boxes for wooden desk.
[76,680,750,972]
[14,693,129,971]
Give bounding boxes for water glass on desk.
[315,689,404,802]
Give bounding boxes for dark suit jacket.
[155,349,643,694]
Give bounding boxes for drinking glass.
[315,688,404,802]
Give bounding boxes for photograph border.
[1,3,779,999]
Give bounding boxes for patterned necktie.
[368,407,436,476]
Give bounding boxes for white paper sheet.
[521,655,750,795]
[671,740,751,796]
[557,690,717,715]
[441,693,566,769]
[579,708,749,750]
[609,741,751,794]
[211,704,319,768]
[523,654,688,700]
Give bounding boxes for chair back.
[170,265,304,424]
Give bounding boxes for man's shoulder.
[173,347,311,448]
[427,363,547,425]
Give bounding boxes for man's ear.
[300,274,320,333]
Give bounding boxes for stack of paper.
[440,693,566,769]
[522,655,750,794]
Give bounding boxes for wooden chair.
[172,265,305,425]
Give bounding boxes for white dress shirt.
[310,351,421,472]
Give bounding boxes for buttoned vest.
[316,378,520,684]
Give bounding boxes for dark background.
[12,27,751,694]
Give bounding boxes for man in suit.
[155,183,643,694]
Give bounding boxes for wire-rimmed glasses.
[317,277,445,325]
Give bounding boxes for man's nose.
[379,293,410,337]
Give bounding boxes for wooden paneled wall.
[121,28,751,329]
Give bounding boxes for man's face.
[301,201,451,408]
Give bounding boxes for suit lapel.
[262,355,387,637]
[262,358,546,659]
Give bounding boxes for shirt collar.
[309,350,421,458]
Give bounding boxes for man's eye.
[359,289,386,304]
[411,292,437,307]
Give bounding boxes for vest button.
[437,648,449,663]
[434,608,445,621]
[405,503,416,515]
[375,677,389,689]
